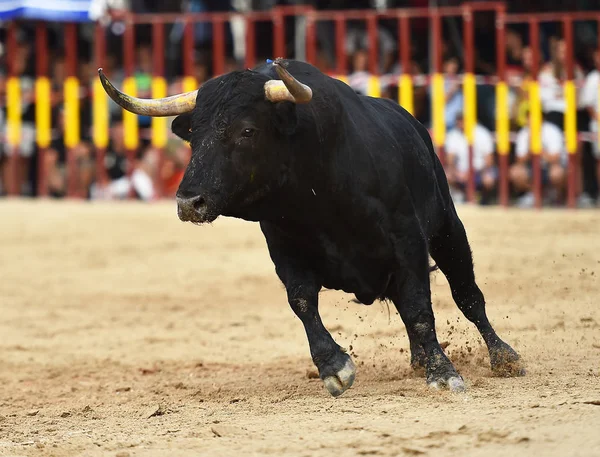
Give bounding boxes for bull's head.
[98,58,312,223]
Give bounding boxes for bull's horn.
[264,59,312,104]
[98,68,198,117]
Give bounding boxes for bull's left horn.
[98,69,198,117]
[264,59,312,104]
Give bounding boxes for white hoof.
[322,358,356,397]
[428,376,465,392]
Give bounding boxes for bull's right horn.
[264,58,313,104]
[98,69,198,117]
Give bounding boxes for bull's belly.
[318,256,393,305]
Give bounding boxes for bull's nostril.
[193,197,207,213]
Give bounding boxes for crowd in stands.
[0,0,599,206]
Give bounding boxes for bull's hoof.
[426,351,465,392]
[428,375,465,392]
[490,343,525,377]
[317,351,356,397]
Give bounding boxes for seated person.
[444,112,497,203]
[509,120,566,207]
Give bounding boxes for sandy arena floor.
[0,200,599,457]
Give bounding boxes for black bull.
[100,58,524,397]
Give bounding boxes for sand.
[0,200,599,457]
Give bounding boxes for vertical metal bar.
[463,5,476,204]
[273,8,285,59]
[529,19,542,209]
[463,8,474,72]
[432,10,442,74]
[245,17,256,69]
[6,23,19,196]
[94,22,108,190]
[152,20,165,199]
[398,15,413,113]
[495,4,510,207]
[35,22,49,197]
[213,17,225,76]
[563,17,577,209]
[305,13,317,65]
[152,21,165,76]
[400,15,410,74]
[366,14,378,75]
[122,19,136,196]
[335,15,347,76]
[366,14,380,97]
[182,19,197,93]
[183,19,195,78]
[431,9,446,166]
[6,22,17,84]
[123,21,135,78]
[64,23,79,198]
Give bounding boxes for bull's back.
[345,96,447,231]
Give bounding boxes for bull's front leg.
[287,279,356,397]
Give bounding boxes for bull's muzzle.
[176,195,210,223]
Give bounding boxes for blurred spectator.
[161,138,191,198]
[510,120,567,207]
[348,49,370,95]
[580,48,600,156]
[89,118,157,201]
[90,119,129,199]
[0,105,5,195]
[579,47,600,206]
[134,44,153,128]
[444,112,496,204]
[511,46,535,130]
[345,21,395,74]
[132,147,158,200]
[440,55,463,132]
[2,39,35,196]
[539,37,585,129]
[46,107,95,198]
[506,29,526,74]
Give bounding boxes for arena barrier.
[3,3,599,207]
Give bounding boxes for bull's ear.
[172,112,193,142]
[273,102,298,135]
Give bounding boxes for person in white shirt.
[444,113,497,203]
[509,120,567,206]
[577,49,600,207]
[539,37,585,129]
[347,49,370,96]
[579,49,600,159]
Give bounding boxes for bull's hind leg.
[390,217,464,391]
[429,210,524,377]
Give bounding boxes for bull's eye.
[242,128,255,138]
